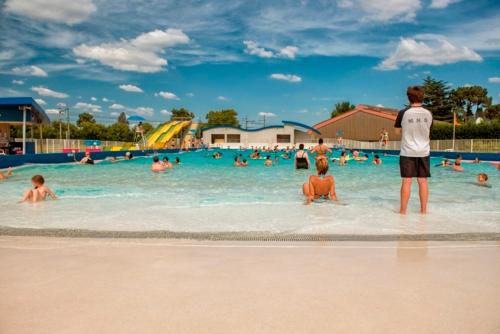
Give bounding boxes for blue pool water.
[0,149,498,235]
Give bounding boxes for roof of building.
[202,120,321,135]
[0,97,50,124]
[314,104,399,129]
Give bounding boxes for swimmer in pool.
[294,144,310,170]
[175,157,181,165]
[250,150,260,159]
[19,175,57,203]
[311,138,332,160]
[452,155,464,172]
[0,167,13,180]
[473,157,480,164]
[151,156,166,172]
[124,152,133,160]
[339,150,347,166]
[78,152,94,164]
[162,156,173,168]
[476,173,490,187]
[213,152,222,159]
[264,156,273,167]
[302,158,337,204]
[373,154,382,165]
[240,159,248,167]
[234,156,242,167]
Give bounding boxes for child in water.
[373,155,382,165]
[151,156,166,172]
[476,173,490,187]
[302,158,337,204]
[264,156,273,167]
[0,167,13,180]
[20,175,57,203]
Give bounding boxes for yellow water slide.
[146,121,191,149]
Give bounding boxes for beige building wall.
[202,126,298,148]
[318,112,401,141]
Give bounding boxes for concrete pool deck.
[0,237,499,334]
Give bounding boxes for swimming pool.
[0,149,498,236]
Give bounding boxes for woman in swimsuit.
[302,158,337,204]
[295,144,310,169]
[311,138,332,161]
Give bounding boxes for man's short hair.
[407,86,424,104]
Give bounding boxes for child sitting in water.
[373,155,382,165]
[162,156,173,168]
[264,156,273,167]
[0,167,13,180]
[302,158,337,204]
[477,173,490,187]
[20,175,57,203]
[151,156,166,172]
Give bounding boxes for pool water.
[0,149,498,235]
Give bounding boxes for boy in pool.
[20,175,57,203]
[264,156,273,167]
[477,173,489,187]
[302,158,337,204]
[162,157,173,168]
[151,156,166,172]
[0,167,13,180]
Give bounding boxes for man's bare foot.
[399,210,407,215]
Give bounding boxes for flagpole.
[452,110,456,151]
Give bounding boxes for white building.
[201,121,321,148]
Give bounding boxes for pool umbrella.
[127,115,146,122]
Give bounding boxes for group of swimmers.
[151,155,181,172]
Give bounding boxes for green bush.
[430,120,500,139]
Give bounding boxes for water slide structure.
[145,121,191,149]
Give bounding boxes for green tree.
[450,86,490,121]
[107,123,134,141]
[117,112,128,124]
[206,109,239,126]
[331,101,355,118]
[170,108,194,120]
[141,122,153,135]
[422,76,453,121]
[76,112,96,127]
[77,122,107,140]
[485,104,500,120]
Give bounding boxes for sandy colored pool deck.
[0,237,499,334]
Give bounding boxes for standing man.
[395,86,433,215]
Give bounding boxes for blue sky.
[0,0,499,126]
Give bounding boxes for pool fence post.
[21,105,27,155]
[471,139,473,153]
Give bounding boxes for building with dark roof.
[313,104,401,141]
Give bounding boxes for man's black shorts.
[399,156,431,178]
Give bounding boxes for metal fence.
[337,138,500,153]
[14,139,137,154]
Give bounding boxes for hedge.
[430,120,500,139]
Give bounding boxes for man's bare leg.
[399,178,412,214]
[417,177,429,214]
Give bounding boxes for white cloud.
[279,46,299,59]
[160,109,172,115]
[488,77,500,83]
[156,91,179,100]
[376,103,385,107]
[270,73,302,83]
[259,112,276,117]
[109,103,154,116]
[429,0,461,9]
[73,102,102,113]
[217,96,228,101]
[360,0,421,22]
[34,98,46,106]
[31,86,68,98]
[0,51,14,61]
[377,37,482,70]
[73,29,190,73]
[243,40,274,58]
[4,0,96,25]
[244,40,299,59]
[45,109,61,114]
[119,84,143,93]
[102,97,110,102]
[296,108,309,113]
[186,92,194,97]
[110,112,120,117]
[12,79,24,85]
[12,65,47,77]
[90,96,97,101]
